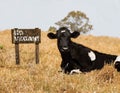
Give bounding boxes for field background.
[1,30,120,93]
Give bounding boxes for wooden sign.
[11,28,40,44]
[11,28,41,64]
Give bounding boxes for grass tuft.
[0,44,3,49]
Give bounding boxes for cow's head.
[47,27,80,52]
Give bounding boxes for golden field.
[1,30,120,93]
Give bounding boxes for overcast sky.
[0,0,120,37]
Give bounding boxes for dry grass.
[0,30,120,93]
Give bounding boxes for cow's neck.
[60,51,71,61]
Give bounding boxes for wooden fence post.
[35,43,39,64]
[15,43,20,64]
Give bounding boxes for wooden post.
[35,43,39,64]
[35,28,40,64]
[15,43,20,64]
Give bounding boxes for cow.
[47,27,120,74]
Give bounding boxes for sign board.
[11,28,41,44]
[11,28,41,65]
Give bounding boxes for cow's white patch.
[61,30,66,33]
[114,56,120,64]
[88,51,96,61]
[70,69,82,74]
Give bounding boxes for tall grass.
[0,30,120,93]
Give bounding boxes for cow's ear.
[71,31,80,38]
[47,33,57,39]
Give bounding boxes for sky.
[0,0,120,37]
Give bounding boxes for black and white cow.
[47,27,120,74]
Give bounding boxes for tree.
[55,11,93,33]
[48,26,57,32]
